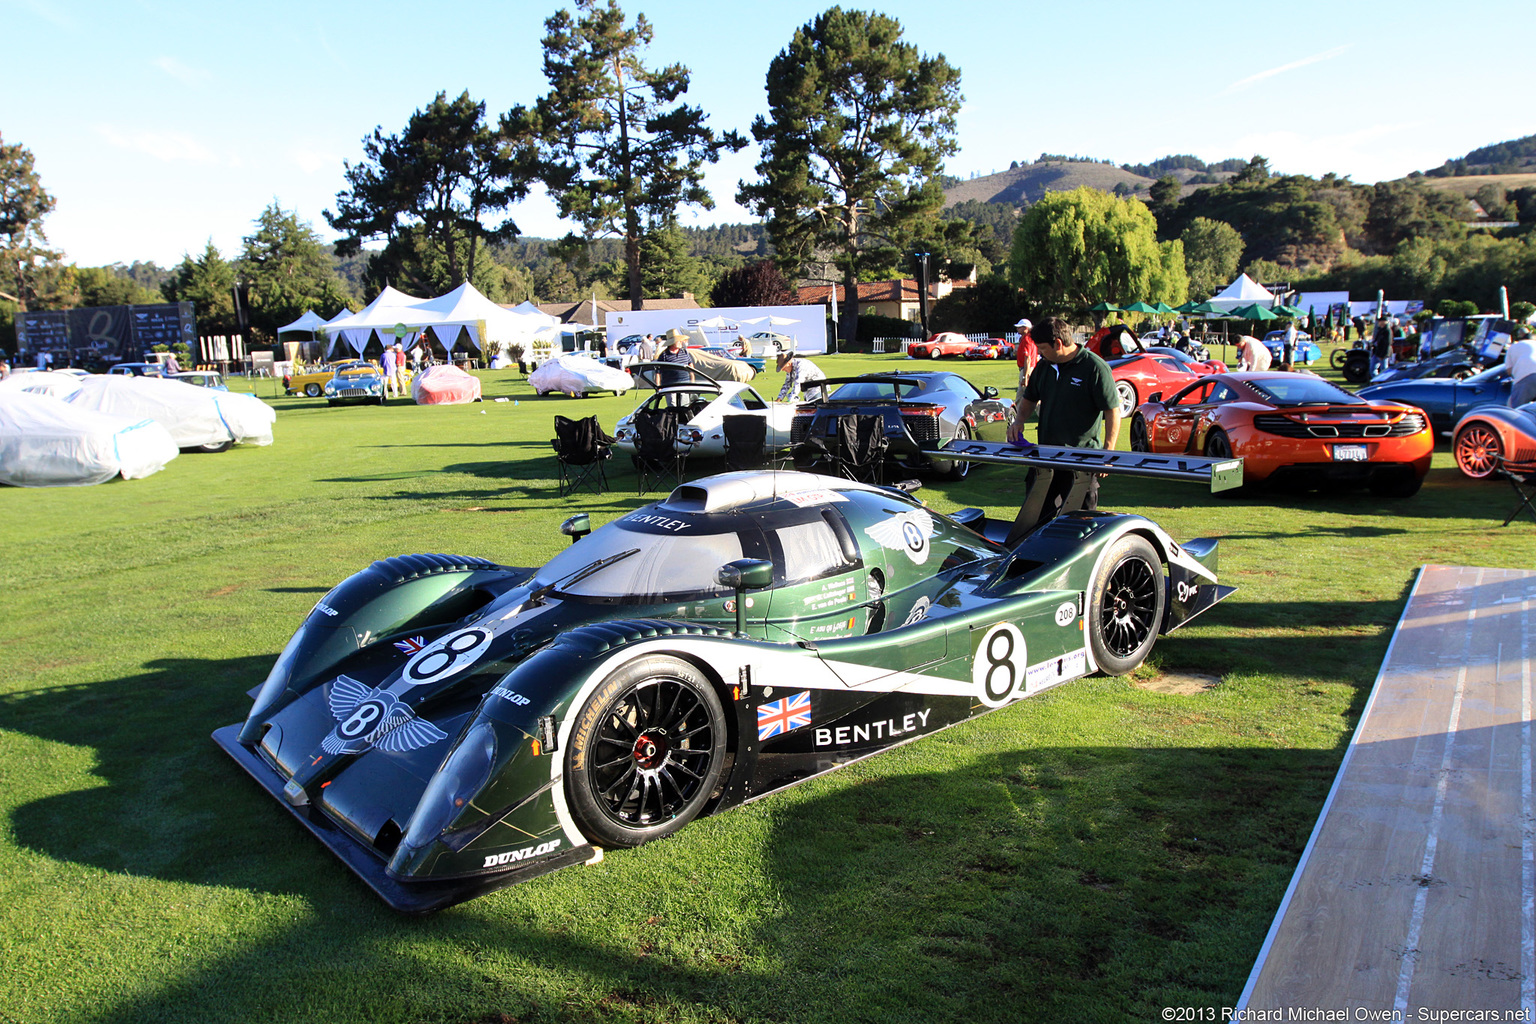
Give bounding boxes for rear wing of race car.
[936,439,1244,492]
[933,439,1243,546]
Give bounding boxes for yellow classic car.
[286,360,411,397]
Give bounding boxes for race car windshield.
[534,524,746,600]
[1249,377,1360,407]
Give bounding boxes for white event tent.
[321,284,562,361]
[275,310,329,339]
[1207,274,1276,313]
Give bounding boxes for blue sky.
[3,0,1529,269]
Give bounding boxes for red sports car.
[1107,352,1205,418]
[963,338,1014,360]
[907,332,973,359]
[1129,371,1433,496]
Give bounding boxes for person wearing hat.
[1013,317,1039,405]
[776,349,826,403]
[657,328,694,386]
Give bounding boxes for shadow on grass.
[0,648,1351,1023]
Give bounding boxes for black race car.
[788,371,1012,480]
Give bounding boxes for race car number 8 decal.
[402,627,492,686]
[973,622,1027,708]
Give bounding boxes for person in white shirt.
[1234,335,1272,372]
[776,351,826,402]
[1507,328,1536,407]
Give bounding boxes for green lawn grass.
[1,354,1529,1024]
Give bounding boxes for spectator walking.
[381,344,399,397]
[1370,317,1394,378]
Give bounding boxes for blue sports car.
[1356,364,1512,438]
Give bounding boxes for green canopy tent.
[1087,301,1124,312]
[1121,301,1160,314]
[1228,303,1280,323]
[1151,301,1177,315]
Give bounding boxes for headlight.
[400,721,499,851]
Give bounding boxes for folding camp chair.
[1495,457,1536,526]
[632,407,691,494]
[834,413,890,485]
[551,415,615,497]
[722,415,786,472]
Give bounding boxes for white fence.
[871,332,1021,354]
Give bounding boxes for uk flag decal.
[757,691,812,741]
[393,635,427,654]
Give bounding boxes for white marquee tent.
[275,310,329,338]
[320,284,561,360]
[1208,274,1276,313]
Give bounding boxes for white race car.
[613,365,796,457]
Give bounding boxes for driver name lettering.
[622,514,691,532]
[814,709,931,748]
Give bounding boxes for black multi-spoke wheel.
[565,656,727,848]
[1129,413,1151,452]
[1088,535,1165,675]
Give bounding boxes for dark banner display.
[17,302,198,367]
[132,303,196,350]
[17,311,71,364]
[69,305,133,359]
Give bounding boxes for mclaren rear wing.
[935,439,1244,493]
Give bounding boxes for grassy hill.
[942,162,1232,209]
[943,161,1156,207]
[1415,172,1536,197]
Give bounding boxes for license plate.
[1333,444,1368,461]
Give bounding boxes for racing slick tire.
[1088,534,1165,676]
[565,655,728,849]
[1129,413,1151,453]
[932,421,972,481]
[304,383,323,397]
[1452,422,1502,480]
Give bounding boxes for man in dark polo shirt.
[1005,317,1119,536]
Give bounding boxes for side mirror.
[982,386,999,399]
[1148,392,1162,405]
[560,513,591,544]
[717,558,774,636]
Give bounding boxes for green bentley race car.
[215,447,1238,912]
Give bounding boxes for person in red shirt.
[1014,317,1039,388]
